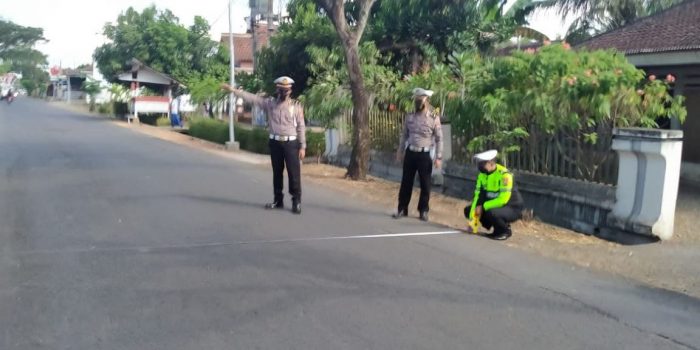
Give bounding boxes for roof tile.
[579,0,700,54]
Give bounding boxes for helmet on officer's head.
[274,76,295,88]
[412,88,434,98]
[474,150,498,163]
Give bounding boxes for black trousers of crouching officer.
[269,139,301,205]
[398,149,432,213]
[465,196,523,235]
[481,206,521,235]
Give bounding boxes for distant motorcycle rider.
[4,89,15,103]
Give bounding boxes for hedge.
[189,118,229,144]
[188,118,325,157]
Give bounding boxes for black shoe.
[491,231,512,241]
[392,209,408,219]
[419,211,429,222]
[265,202,284,210]
[292,202,302,214]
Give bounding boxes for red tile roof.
[579,0,700,54]
[220,23,274,71]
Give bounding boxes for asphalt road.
[1,98,699,350]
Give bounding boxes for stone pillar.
[441,123,452,161]
[325,129,340,159]
[606,128,683,240]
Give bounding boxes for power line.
[209,3,230,28]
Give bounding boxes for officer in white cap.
[465,150,524,240]
[222,76,305,214]
[393,88,443,221]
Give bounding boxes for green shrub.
[305,130,325,157]
[156,116,171,127]
[96,103,112,115]
[235,125,270,154]
[189,117,230,144]
[138,113,164,126]
[112,102,129,116]
[188,119,326,158]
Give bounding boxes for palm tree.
[536,0,685,44]
[449,0,550,56]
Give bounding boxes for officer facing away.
[393,88,443,222]
[466,150,524,240]
[222,76,306,214]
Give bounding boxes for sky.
[1,0,574,69]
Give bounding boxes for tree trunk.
[343,40,370,180]
[410,48,420,75]
[315,0,376,180]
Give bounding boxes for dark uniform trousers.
[398,149,433,213]
[269,139,301,204]
[471,193,523,235]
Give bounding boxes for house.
[578,0,700,183]
[117,58,186,122]
[47,66,93,102]
[220,21,275,73]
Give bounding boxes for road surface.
[1,98,698,349]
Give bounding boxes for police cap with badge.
[274,76,295,87]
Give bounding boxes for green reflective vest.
[469,164,516,218]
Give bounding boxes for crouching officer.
[466,150,524,240]
[222,76,306,214]
[393,88,443,222]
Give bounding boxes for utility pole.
[267,0,274,32]
[251,3,257,71]
[226,0,240,151]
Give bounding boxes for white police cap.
[474,149,498,162]
[412,88,434,97]
[274,76,295,86]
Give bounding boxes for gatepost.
[606,128,684,241]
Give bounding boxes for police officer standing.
[393,88,443,222]
[222,76,306,214]
[466,150,524,240]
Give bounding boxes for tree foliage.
[0,20,48,96]
[398,43,686,179]
[261,0,539,89]
[82,79,103,111]
[0,20,45,59]
[256,0,337,96]
[94,6,228,84]
[536,0,685,44]
[301,42,397,127]
[446,0,538,56]
[366,0,479,72]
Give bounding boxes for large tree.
[447,0,541,56]
[366,0,479,73]
[314,0,377,180]
[254,0,337,96]
[0,20,49,96]
[0,20,45,58]
[367,0,542,72]
[259,0,539,95]
[94,6,228,84]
